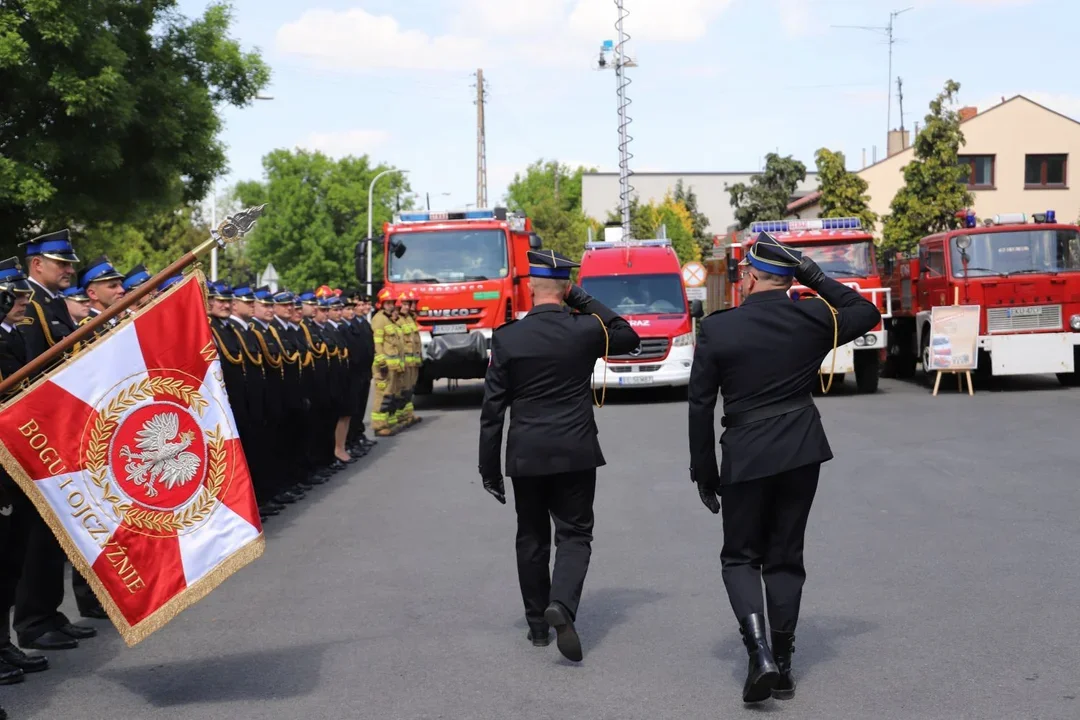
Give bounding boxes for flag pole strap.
[0,205,267,399]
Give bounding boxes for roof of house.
[786,191,822,213]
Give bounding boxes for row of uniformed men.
[0,233,164,701]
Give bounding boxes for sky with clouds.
[181,0,1077,214]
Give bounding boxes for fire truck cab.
[880,209,1080,385]
[356,207,542,394]
[577,233,704,390]
[724,217,891,393]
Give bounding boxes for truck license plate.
[432,324,467,335]
[618,375,654,386]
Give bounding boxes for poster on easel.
[927,305,980,372]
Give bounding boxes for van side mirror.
[690,299,704,319]
[528,233,543,250]
[882,249,895,276]
[355,240,369,283]
[726,256,739,284]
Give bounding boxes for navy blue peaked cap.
[742,232,802,276]
[528,249,579,280]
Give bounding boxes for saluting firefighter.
[478,249,639,662]
[687,233,881,704]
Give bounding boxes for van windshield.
[579,273,687,315]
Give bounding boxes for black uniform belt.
[721,395,815,428]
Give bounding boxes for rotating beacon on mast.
[596,0,637,243]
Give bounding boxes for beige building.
[786,95,1080,234]
[582,171,820,235]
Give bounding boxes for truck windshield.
[579,273,687,315]
[794,241,874,277]
[949,229,1080,277]
[387,229,508,283]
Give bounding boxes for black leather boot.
[771,630,796,699]
[738,613,779,703]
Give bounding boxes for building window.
[958,155,994,188]
[1024,154,1067,188]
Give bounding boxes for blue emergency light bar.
[396,209,498,223]
[585,238,672,250]
[750,218,863,233]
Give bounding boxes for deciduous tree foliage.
[505,159,600,264]
[672,180,713,259]
[0,0,270,249]
[605,196,702,264]
[814,148,878,230]
[233,149,412,291]
[881,80,975,253]
[727,154,807,230]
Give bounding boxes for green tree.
[881,80,975,253]
[673,179,713,258]
[604,194,702,264]
[0,0,270,248]
[233,149,412,291]
[505,159,601,262]
[79,204,211,279]
[814,148,878,230]
[726,153,807,230]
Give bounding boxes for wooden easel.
[932,287,974,396]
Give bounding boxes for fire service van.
[356,207,542,394]
[880,209,1080,386]
[724,217,891,393]
[577,232,704,390]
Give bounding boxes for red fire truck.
[879,209,1080,386]
[577,234,704,390]
[723,217,891,393]
[356,207,542,394]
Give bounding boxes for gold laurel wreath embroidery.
[85,377,213,525]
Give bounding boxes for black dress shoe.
[543,602,583,662]
[79,604,109,620]
[295,481,314,491]
[0,661,24,686]
[273,492,297,504]
[328,460,346,471]
[23,631,77,651]
[258,504,280,516]
[527,626,551,647]
[0,643,48,673]
[58,623,97,640]
[738,613,779,704]
[1,700,9,718]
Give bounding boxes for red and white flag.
[0,272,263,646]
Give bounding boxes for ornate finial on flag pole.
[198,204,268,256]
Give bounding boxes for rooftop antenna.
[596,0,638,241]
[832,6,913,137]
[897,76,906,139]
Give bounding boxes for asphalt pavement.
[4,374,1080,719]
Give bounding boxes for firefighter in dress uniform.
[687,233,881,704]
[478,249,640,662]
[0,259,52,688]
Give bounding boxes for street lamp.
[211,93,274,281]
[366,168,409,296]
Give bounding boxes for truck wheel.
[855,352,880,393]
[919,328,935,388]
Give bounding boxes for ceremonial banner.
[0,272,263,646]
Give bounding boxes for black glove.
[482,476,506,504]
[794,257,827,290]
[0,289,14,319]
[692,471,721,514]
[564,285,592,312]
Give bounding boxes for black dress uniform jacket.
[479,298,640,479]
[688,276,881,487]
[21,279,77,365]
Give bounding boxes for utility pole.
[832,6,912,137]
[596,0,638,240]
[474,69,488,209]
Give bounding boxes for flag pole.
[0,205,267,399]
